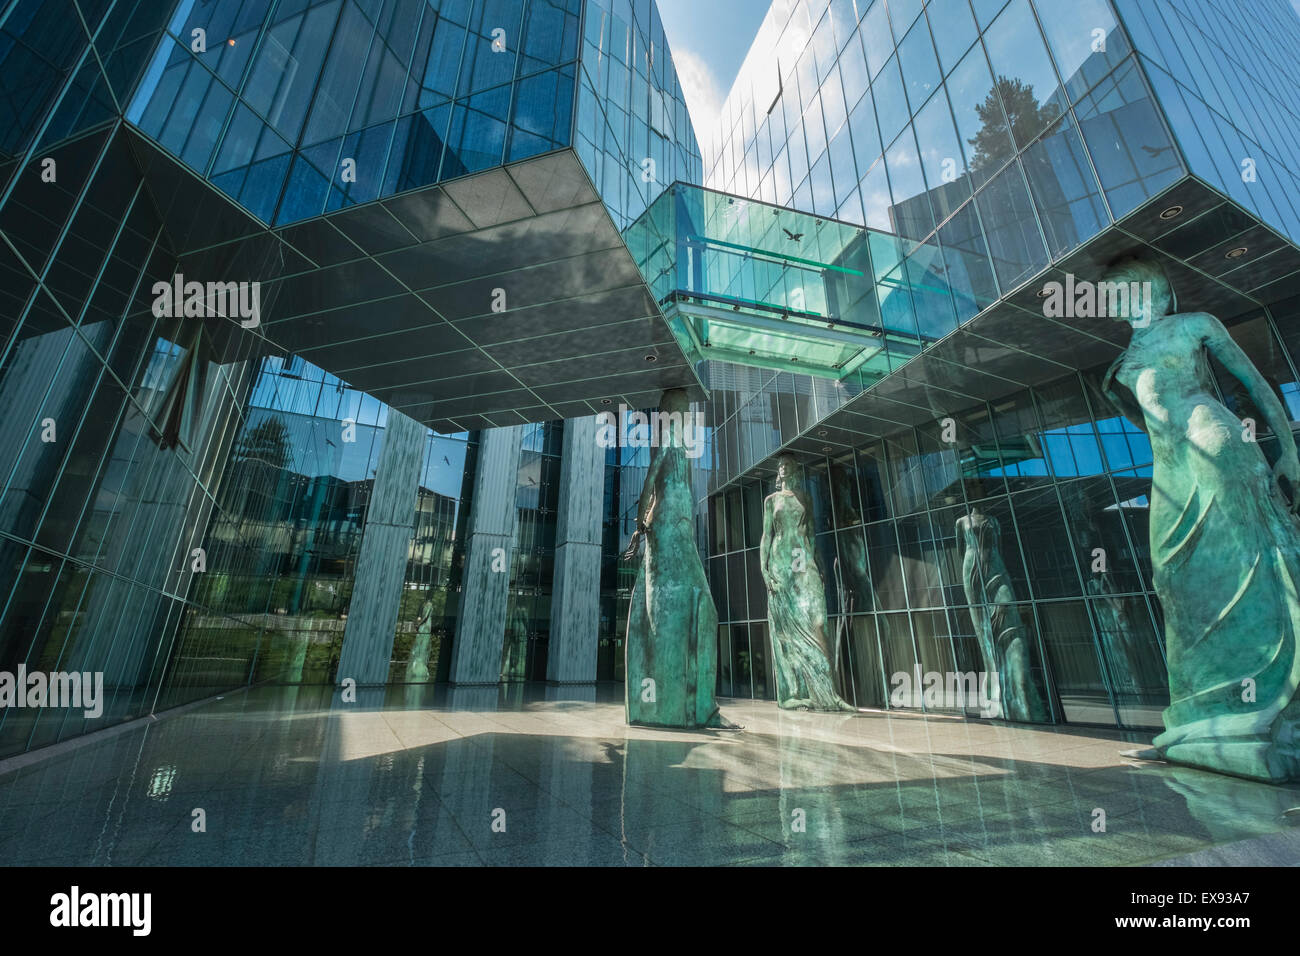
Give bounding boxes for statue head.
[659,387,689,417]
[1100,254,1176,327]
[652,387,695,457]
[775,453,801,491]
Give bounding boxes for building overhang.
[711,174,1300,489]
[125,127,704,432]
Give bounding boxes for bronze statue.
[760,455,855,712]
[624,389,732,728]
[1101,255,1300,782]
[406,596,434,682]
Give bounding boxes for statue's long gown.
[1116,322,1300,782]
[625,438,723,729]
[763,491,853,711]
[407,607,433,682]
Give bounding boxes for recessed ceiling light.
[1036,285,1052,297]
[817,429,828,437]
[1158,204,1184,220]
[821,445,832,452]
[600,398,611,405]
[1226,246,1248,259]
[644,354,657,362]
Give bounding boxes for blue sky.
[656,0,770,136]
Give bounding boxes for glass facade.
[706,0,1183,280]
[164,356,482,696]
[705,297,1300,727]
[499,420,563,681]
[695,0,1300,732]
[1116,0,1300,246]
[0,0,714,759]
[574,0,702,229]
[0,1,261,758]
[1,0,1299,767]
[126,0,583,224]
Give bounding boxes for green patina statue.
[406,596,434,683]
[1101,255,1300,782]
[760,455,856,712]
[625,388,732,729]
[501,599,529,681]
[956,496,1051,723]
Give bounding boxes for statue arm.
[1101,357,1148,434]
[1203,315,1300,508]
[1202,315,1296,449]
[637,452,664,528]
[759,496,774,584]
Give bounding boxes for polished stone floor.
[2,684,1298,866]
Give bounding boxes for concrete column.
[336,410,426,686]
[546,415,606,683]
[450,424,525,684]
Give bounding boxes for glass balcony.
[624,183,942,384]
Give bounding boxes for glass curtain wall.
[127,0,582,225]
[168,355,481,693]
[709,298,1300,729]
[0,0,260,758]
[500,421,563,681]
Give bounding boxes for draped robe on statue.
[1113,313,1300,782]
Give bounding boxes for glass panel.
[926,0,977,76]
[444,83,511,174]
[884,125,934,240]
[945,39,1012,187]
[860,0,893,79]
[1032,0,1128,102]
[1074,58,1184,219]
[1036,600,1110,724]
[1021,112,1108,258]
[913,87,970,224]
[870,54,909,148]
[974,160,1048,291]
[937,200,999,319]
[980,0,1067,151]
[897,17,941,116]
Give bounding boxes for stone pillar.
[336,411,426,686]
[547,415,606,683]
[449,424,524,684]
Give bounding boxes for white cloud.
[671,46,725,142]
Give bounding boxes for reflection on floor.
[2,683,1297,866]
